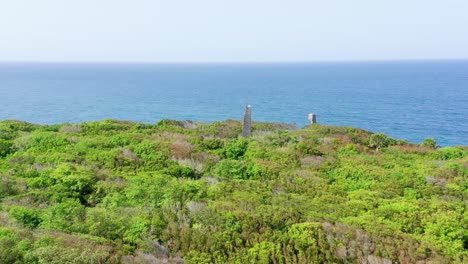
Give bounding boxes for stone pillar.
[308,113,316,124]
[242,105,252,137]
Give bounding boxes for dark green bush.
[0,139,13,157]
[224,138,249,159]
[0,235,24,263]
[10,206,42,228]
[369,133,391,150]
[435,147,465,160]
[296,140,323,156]
[212,159,246,179]
[422,138,438,149]
[337,144,359,156]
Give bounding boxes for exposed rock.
[121,149,141,162]
[425,176,447,187]
[121,250,183,264]
[336,246,348,260]
[364,255,392,264]
[59,124,82,133]
[202,177,219,186]
[300,155,324,168]
[319,137,333,145]
[187,201,207,213]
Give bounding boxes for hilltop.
[0,119,466,263]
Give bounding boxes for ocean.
[0,61,467,146]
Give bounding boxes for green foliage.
[435,147,465,160]
[0,120,37,134]
[80,119,135,135]
[10,206,42,228]
[123,217,149,245]
[40,199,86,233]
[23,233,112,264]
[422,138,438,149]
[368,133,391,150]
[0,139,13,157]
[245,162,267,180]
[338,144,360,156]
[27,132,69,151]
[212,159,246,179]
[0,227,25,263]
[295,139,323,156]
[0,177,17,198]
[224,137,249,159]
[200,138,224,150]
[0,119,465,263]
[85,208,127,240]
[107,134,139,147]
[287,222,333,262]
[248,241,281,263]
[27,164,97,204]
[263,130,297,147]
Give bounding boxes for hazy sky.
[1,0,468,62]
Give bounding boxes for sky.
[0,0,468,63]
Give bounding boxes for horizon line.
[1,58,468,65]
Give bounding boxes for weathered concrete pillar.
[308,113,316,124]
[242,105,252,137]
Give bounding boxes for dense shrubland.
[0,119,466,263]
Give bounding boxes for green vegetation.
[0,119,466,263]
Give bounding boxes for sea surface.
[0,61,467,146]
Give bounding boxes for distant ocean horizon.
[0,60,467,146]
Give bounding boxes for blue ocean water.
[0,61,467,146]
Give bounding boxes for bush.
[0,139,13,157]
[435,147,465,160]
[295,139,323,156]
[200,138,224,150]
[0,120,37,133]
[0,236,23,263]
[28,132,69,151]
[337,144,359,156]
[10,206,42,228]
[212,159,246,179]
[107,134,138,148]
[0,177,17,198]
[27,164,97,204]
[224,138,249,159]
[85,208,127,240]
[24,234,112,264]
[39,199,86,233]
[422,138,438,149]
[265,131,297,147]
[245,161,278,180]
[162,162,197,178]
[369,133,390,150]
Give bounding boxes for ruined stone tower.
[241,105,252,137]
